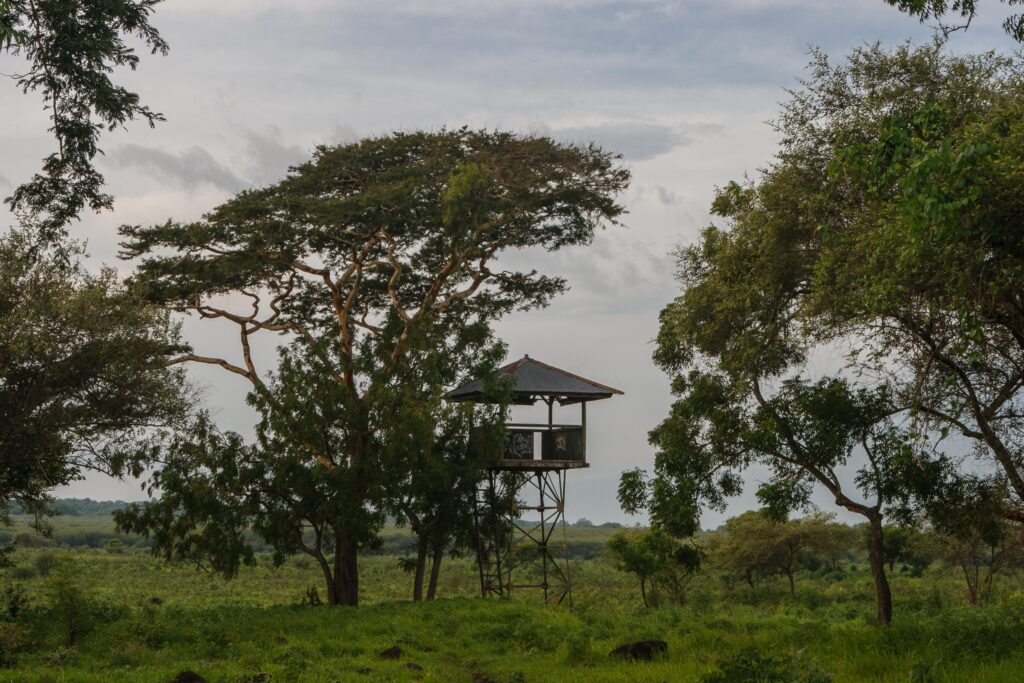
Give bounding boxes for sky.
[2,0,1017,526]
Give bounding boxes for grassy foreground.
[3,517,1024,681]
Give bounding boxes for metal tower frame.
[472,466,574,605]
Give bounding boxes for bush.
[3,585,27,621]
[34,552,58,577]
[702,647,833,683]
[7,566,34,581]
[0,621,23,667]
[47,562,95,647]
[564,633,592,664]
[13,533,48,549]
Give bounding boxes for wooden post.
[581,401,587,462]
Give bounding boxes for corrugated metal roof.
[447,355,623,403]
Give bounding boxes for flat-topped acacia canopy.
[446,355,623,406]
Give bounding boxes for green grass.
[3,516,1024,682]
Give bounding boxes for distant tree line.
[608,511,1024,608]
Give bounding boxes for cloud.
[108,127,315,194]
[0,172,8,188]
[240,126,310,187]
[654,185,681,205]
[537,121,722,161]
[109,144,245,193]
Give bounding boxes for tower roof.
[446,355,623,405]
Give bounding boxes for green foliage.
[870,525,934,575]
[0,232,189,531]
[2,584,27,622]
[703,647,834,683]
[2,516,1024,681]
[708,512,857,593]
[625,42,1024,624]
[607,528,701,606]
[0,0,168,242]
[46,561,93,647]
[0,620,23,668]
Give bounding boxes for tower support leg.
[473,468,573,605]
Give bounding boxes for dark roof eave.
[446,389,616,403]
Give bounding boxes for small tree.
[607,528,701,607]
[707,512,781,590]
[926,479,1024,605]
[709,512,856,593]
[868,525,933,575]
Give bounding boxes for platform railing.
[503,423,584,462]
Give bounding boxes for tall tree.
[0,1,175,534]
[0,231,188,528]
[618,42,1024,624]
[117,129,629,606]
[0,0,167,243]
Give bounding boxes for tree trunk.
[426,541,444,600]
[785,568,795,595]
[640,577,648,608]
[866,515,893,625]
[330,533,359,607]
[745,569,755,590]
[413,535,428,601]
[961,561,979,606]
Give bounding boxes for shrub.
[564,633,592,664]
[34,552,58,577]
[702,647,833,683]
[0,621,23,667]
[7,566,34,581]
[3,585,27,621]
[47,562,95,647]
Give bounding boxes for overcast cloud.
[0,0,1015,525]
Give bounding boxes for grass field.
[3,514,1024,682]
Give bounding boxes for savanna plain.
[2,509,1023,683]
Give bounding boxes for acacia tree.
[0,0,168,243]
[0,232,188,528]
[116,129,629,606]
